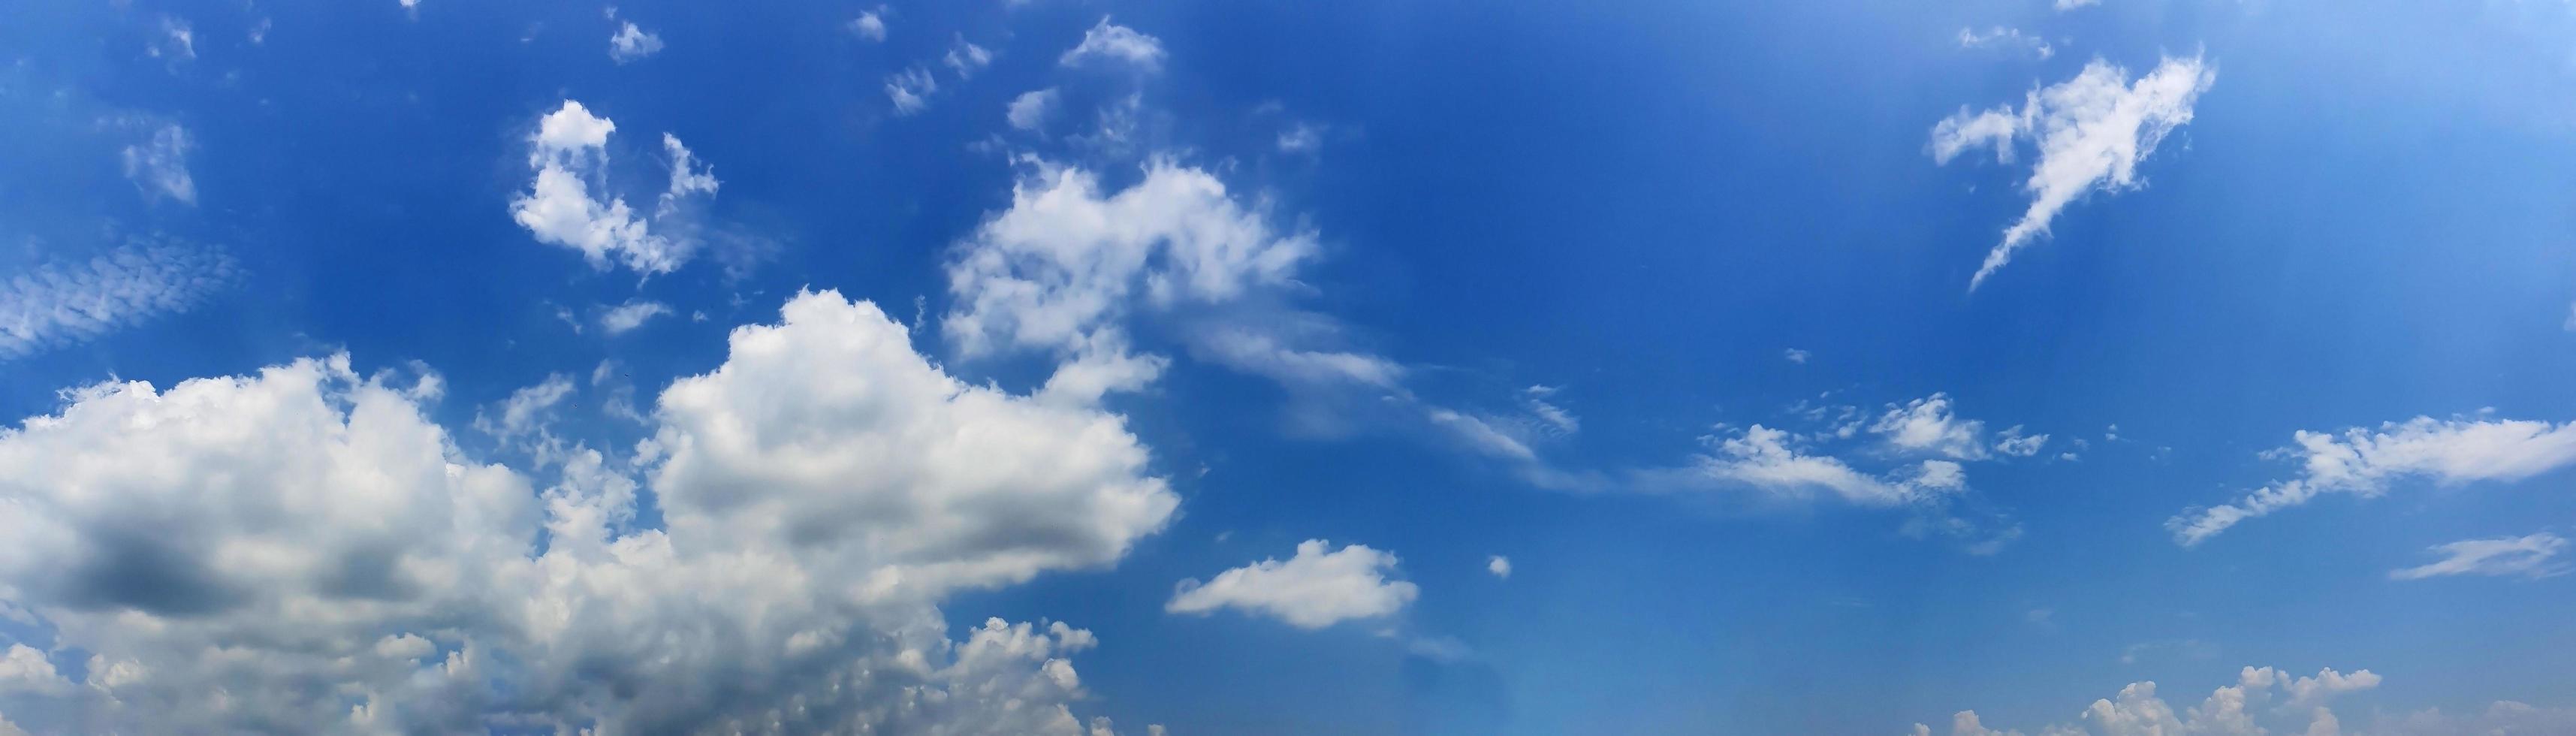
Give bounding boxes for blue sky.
[2,0,2575,734]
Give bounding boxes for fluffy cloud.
[2167,415,2576,546]
[120,122,196,204]
[1059,17,1165,72]
[1010,88,1061,131]
[2388,532,2568,580]
[509,100,720,275]
[1694,425,1929,505]
[1957,26,2052,59]
[0,241,235,360]
[886,67,939,115]
[849,8,887,41]
[598,298,674,334]
[946,36,994,78]
[1920,665,2378,735]
[608,21,664,63]
[1932,56,2214,288]
[1486,555,1512,579]
[1872,394,1994,460]
[0,291,1172,734]
[1167,539,1418,629]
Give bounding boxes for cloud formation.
[1918,665,2378,735]
[0,242,235,360]
[2388,532,2568,580]
[1060,17,1165,72]
[510,100,720,275]
[1168,539,1418,629]
[2168,415,2576,546]
[1932,56,2214,288]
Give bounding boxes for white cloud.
[0,242,234,360]
[1277,122,1323,154]
[2168,415,2576,546]
[1924,665,2378,735]
[0,293,1175,734]
[1059,17,1165,72]
[945,36,994,78]
[1486,555,1511,579]
[1957,26,2053,59]
[1784,348,1810,363]
[608,21,663,63]
[2389,532,2568,580]
[1872,394,1992,460]
[1994,426,2049,457]
[121,122,197,204]
[150,16,195,62]
[509,100,719,275]
[886,66,939,115]
[2056,0,2100,8]
[472,372,575,443]
[1693,425,1927,506]
[1932,56,2214,289]
[598,299,673,335]
[1167,539,1418,629]
[849,8,887,41]
[1009,88,1060,131]
[2367,701,2576,734]
[0,644,71,696]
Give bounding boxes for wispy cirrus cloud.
[0,242,236,360]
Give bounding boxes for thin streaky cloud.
[0,243,237,360]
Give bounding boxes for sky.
[2,0,2574,734]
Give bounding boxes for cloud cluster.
[509,100,720,275]
[1932,56,2214,288]
[1167,539,1418,629]
[2168,415,2576,545]
[0,292,1171,734]
[1917,665,2379,735]
[1059,17,1165,72]
[0,240,235,360]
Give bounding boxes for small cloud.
[1277,122,1323,154]
[1783,348,1810,363]
[2390,532,2568,581]
[1486,555,1512,579]
[1007,88,1059,131]
[849,6,887,41]
[608,21,664,64]
[1059,17,1164,72]
[599,300,673,335]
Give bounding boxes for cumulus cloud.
[1059,17,1165,71]
[1957,26,2053,59]
[509,100,720,275]
[849,7,887,41]
[886,66,940,115]
[1695,425,1929,505]
[598,298,673,334]
[2167,415,2576,546]
[1010,88,1060,131]
[1486,555,1511,579]
[0,291,1174,734]
[2388,532,2568,580]
[1277,122,1323,154]
[1168,540,1418,629]
[120,122,196,204]
[149,16,195,62]
[946,36,994,78]
[608,21,664,63]
[1932,56,2214,288]
[1784,348,1810,363]
[0,241,235,360]
[1872,394,1994,460]
[1919,665,2378,735]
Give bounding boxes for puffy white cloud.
[1167,539,1418,629]
[2168,415,2576,546]
[1784,348,1811,363]
[946,36,994,78]
[472,372,575,443]
[2388,532,2568,580]
[849,8,887,41]
[1994,426,2050,457]
[1928,665,2378,736]
[1486,555,1511,579]
[1010,88,1061,131]
[1957,26,2052,59]
[887,66,940,115]
[0,242,234,360]
[0,292,1175,734]
[1059,17,1165,72]
[1872,394,1993,460]
[598,298,674,334]
[608,21,663,63]
[0,645,69,696]
[510,100,720,275]
[1695,425,1922,505]
[120,122,196,204]
[1932,56,2214,288]
[149,16,195,62]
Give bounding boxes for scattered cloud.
[945,35,994,78]
[1784,348,1810,363]
[608,21,664,63]
[886,67,939,115]
[1932,56,2214,289]
[2056,0,2100,8]
[1277,122,1323,154]
[2389,532,2568,580]
[509,100,720,274]
[598,298,673,334]
[0,241,235,360]
[1060,17,1165,72]
[1871,393,1993,460]
[120,122,197,205]
[149,16,196,62]
[1167,539,1418,629]
[849,6,887,41]
[1918,665,2377,735]
[1957,26,2053,59]
[1487,555,1512,579]
[1009,87,1060,131]
[2168,415,2576,546]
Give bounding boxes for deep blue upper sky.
[2,1,2574,734]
